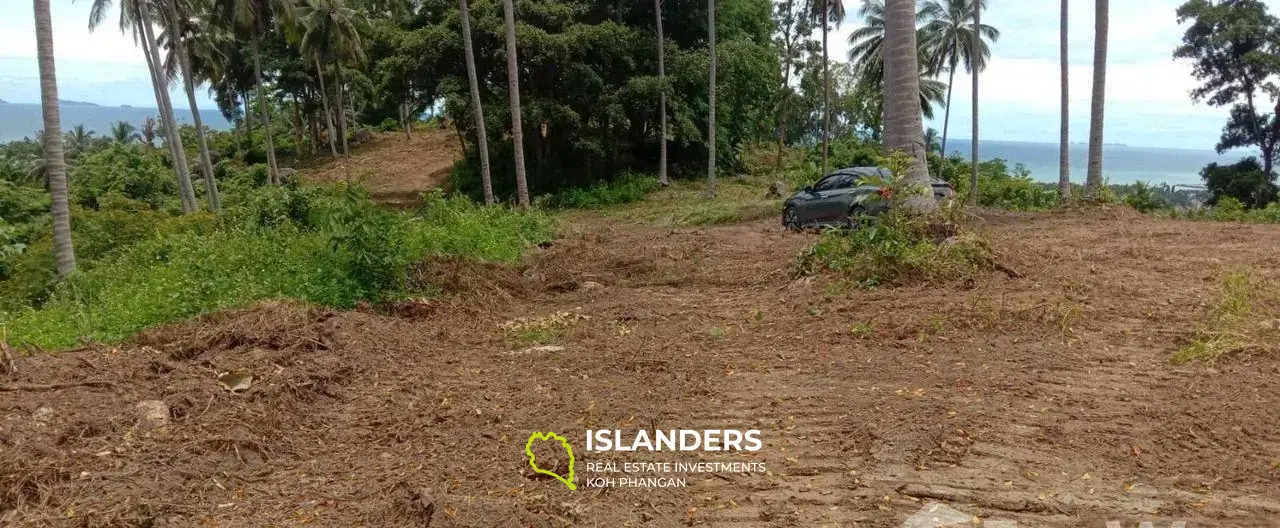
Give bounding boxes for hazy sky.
[0,0,1274,150]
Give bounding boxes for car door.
[812,173,858,221]
[793,174,839,224]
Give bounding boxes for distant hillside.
[58,99,101,107]
[0,102,230,142]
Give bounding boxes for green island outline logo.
[525,432,577,490]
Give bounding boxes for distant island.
[58,99,100,107]
[0,99,7,104]
[121,104,134,108]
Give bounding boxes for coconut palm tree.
[110,120,139,143]
[215,0,293,183]
[810,0,845,175]
[849,0,948,131]
[63,124,96,157]
[33,0,77,278]
[1086,0,1107,201]
[706,0,717,197]
[296,0,366,158]
[88,0,199,211]
[848,0,942,83]
[655,0,669,187]
[924,127,942,155]
[920,0,998,157]
[882,0,933,212]
[501,0,529,206]
[159,0,223,211]
[967,0,979,205]
[1059,0,1070,201]
[458,0,494,204]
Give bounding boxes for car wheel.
[782,206,801,231]
[845,205,871,230]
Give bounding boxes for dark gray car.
[781,167,956,231]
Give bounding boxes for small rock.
[765,181,788,199]
[521,345,565,354]
[580,281,604,292]
[134,400,170,433]
[901,502,976,528]
[278,167,298,180]
[32,406,54,426]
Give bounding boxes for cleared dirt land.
[2,204,1279,526]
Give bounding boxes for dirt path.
[302,127,461,207]
[2,210,1279,527]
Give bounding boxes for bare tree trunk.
[776,0,795,171]
[502,0,530,206]
[183,59,221,211]
[140,6,198,212]
[314,58,339,157]
[336,68,351,156]
[882,0,933,212]
[292,97,306,157]
[1058,0,1071,201]
[706,0,717,197]
[1085,0,1108,201]
[34,0,76,278]
[402,101,412,140]
[655,0,669,187]
[251,39,280,184]
[821,6,829,176]
[941,53,956,156]
[460,0,495,205]
[968,4,980,206]
[161,0,218,210]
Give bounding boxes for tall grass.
[1,186,556,350]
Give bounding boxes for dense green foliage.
[1199,157,1278,208]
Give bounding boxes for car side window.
[834,175,856,189]
[813,176,839,192]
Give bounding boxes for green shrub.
[1122,181,1167,213]
[71,144,176,209]
[796,212,994,286]
[538,173,659,209]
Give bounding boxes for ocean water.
[0,102,230,143]
[944,138,1241,187]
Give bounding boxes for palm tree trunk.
[1086,0,1108,201]
[941,54,957,156]
[161,0,216,210]
[460,0,494,205]
[1058,0,1070,201]
[33,0,76,279]
[140,6,198,212]
[706,0,717,197]
[314,58,339,157]
[336,68,351,156]
[502,0,530,207]
[183,64,221,212]
[655,0,669,187]
[968,4,980,206]
[292,97,306,157]
[251,39,281,184]
[882,0,932,212]
[821,6,829,176]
